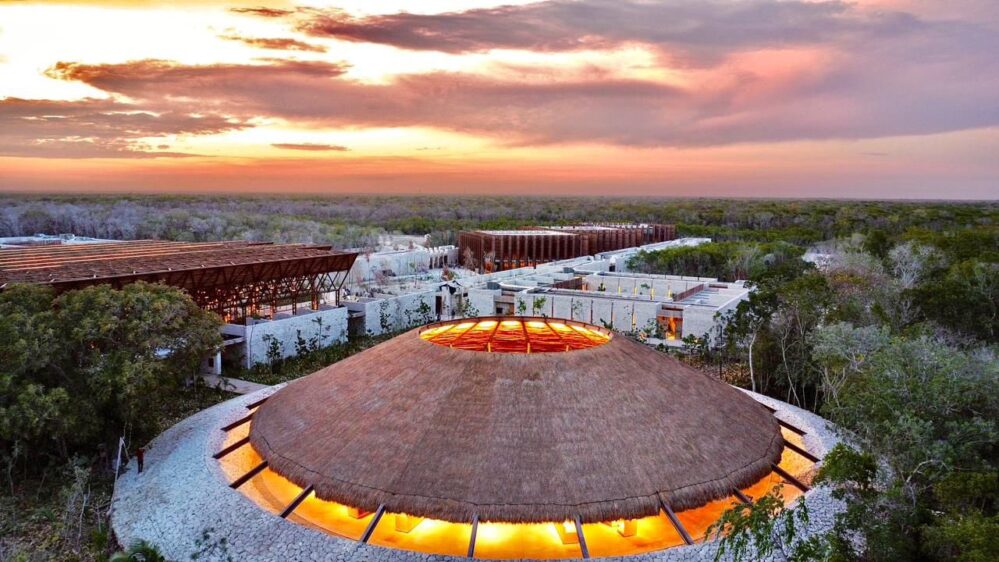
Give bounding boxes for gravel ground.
[111,387,842,562]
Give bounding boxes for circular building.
[216,317,818,559]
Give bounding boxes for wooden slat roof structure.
[0,240,357,289]
[250,318,784,524]
[419,318,612,353]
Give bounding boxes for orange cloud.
[219,34,327,53]
[272,143,349,151]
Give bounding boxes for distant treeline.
[1,195,996,249]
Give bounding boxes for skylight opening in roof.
[418,317,611,353]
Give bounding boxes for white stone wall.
[681,291,747,344]
[677,306,716,343]
[240,306,348,367]
[571,260,612,273]
[348,246,456,285]
[380,291,437,333]
[582,274,713,299]
[344,299,382,336]
[346,291,438,336]
[466,287,500,317]
[514,292,660,332]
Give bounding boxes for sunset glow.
[1,0,997,198]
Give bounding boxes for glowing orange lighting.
[582,512,685,556]
[225,445,815,558]
[555,521,579,544]
[475,521,583,559]
[222,395,819,558]
[419,317,610,353]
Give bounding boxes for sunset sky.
[1,0,997,198]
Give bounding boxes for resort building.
[457,224,676,272]
[0,230,739,365]
[0,239,358,370]
[336,236,745,348]
[113,317,838,561]
[0,233,113,248]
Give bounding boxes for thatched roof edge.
[250,429,782,523]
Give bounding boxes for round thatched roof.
[249,317,782,524]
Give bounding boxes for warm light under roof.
[418,317,611,353]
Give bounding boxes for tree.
[811,338,999,562]
[0,282,222,464]
[768,272,831,408]
[531,296,547,316]
[462,247,477,271]
[919,260,999,342]
[710,485,811,562]
[811,322,889,408]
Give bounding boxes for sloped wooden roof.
[0,240,356,289]
[249,318,782,524]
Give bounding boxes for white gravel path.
[111,387,843,562]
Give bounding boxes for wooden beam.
[772,464,810,492]
[574,515,590,559]
[279,485,314,519]
[230,461,267,489]
[213,436,249,459]
[784,441,821,463]
[659,496,694,545]
[486,320,502,350]
[360,504,386,543]
[733,488,752,504]
[221,412,254,432]
[543,320,569,348]
[448,321,480,347]
[777,418,807,436]
[467,513,479,558]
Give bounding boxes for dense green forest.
[629,225,998,561]
[2,195,996,249]
[1,195,996,561]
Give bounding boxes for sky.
[0,0,997,198]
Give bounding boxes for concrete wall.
[345,291,438,335]
[512,291,660,332]
[680,290,748,344]
[571,260,612,273]
[467,287,500,317]
[582,273,714,299]
[235,306,349,367]
[348,246,456,285]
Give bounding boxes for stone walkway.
[201,374,269,395]
[111,387,843,562]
